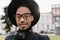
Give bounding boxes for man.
[5,0,50,40]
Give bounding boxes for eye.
[24,15,29,17]
[24,14,30,18]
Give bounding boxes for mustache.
[19,23,28,25]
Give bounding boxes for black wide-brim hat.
[8,0,40,27]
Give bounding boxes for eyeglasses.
[14,13,31,20]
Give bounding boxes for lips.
[18,23,29,30]
[20,25,27,26]
[19,23,28,26]
[19,24,27,29]
[19,24,27,27]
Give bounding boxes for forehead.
[16,6,31,14]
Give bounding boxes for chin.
[20,28,28,30]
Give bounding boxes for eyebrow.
[16,13,31,15]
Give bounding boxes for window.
[55,16,60,24]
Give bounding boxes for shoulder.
[33,32,50,40]
[5,31,17,40]
[39,35,50,40]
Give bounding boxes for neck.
[16,27,33,40]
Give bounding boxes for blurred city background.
[0,0,60,40]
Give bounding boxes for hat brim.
[8,0,40,26]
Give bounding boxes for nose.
[20,17,25,22]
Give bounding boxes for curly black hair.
[8,0,40,27]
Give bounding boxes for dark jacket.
[5,31,50,40]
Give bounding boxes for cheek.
[27,19,32,25]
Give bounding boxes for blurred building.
[33,12,53,33]
[52,4,60,35]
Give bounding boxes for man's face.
[15,6,34,30]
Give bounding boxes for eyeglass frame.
[14,13,32,21]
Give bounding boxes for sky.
[0,0,60,15]
[35,0,60,13]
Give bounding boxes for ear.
[31,16,34,22]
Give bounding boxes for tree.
[1,6,13,34]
